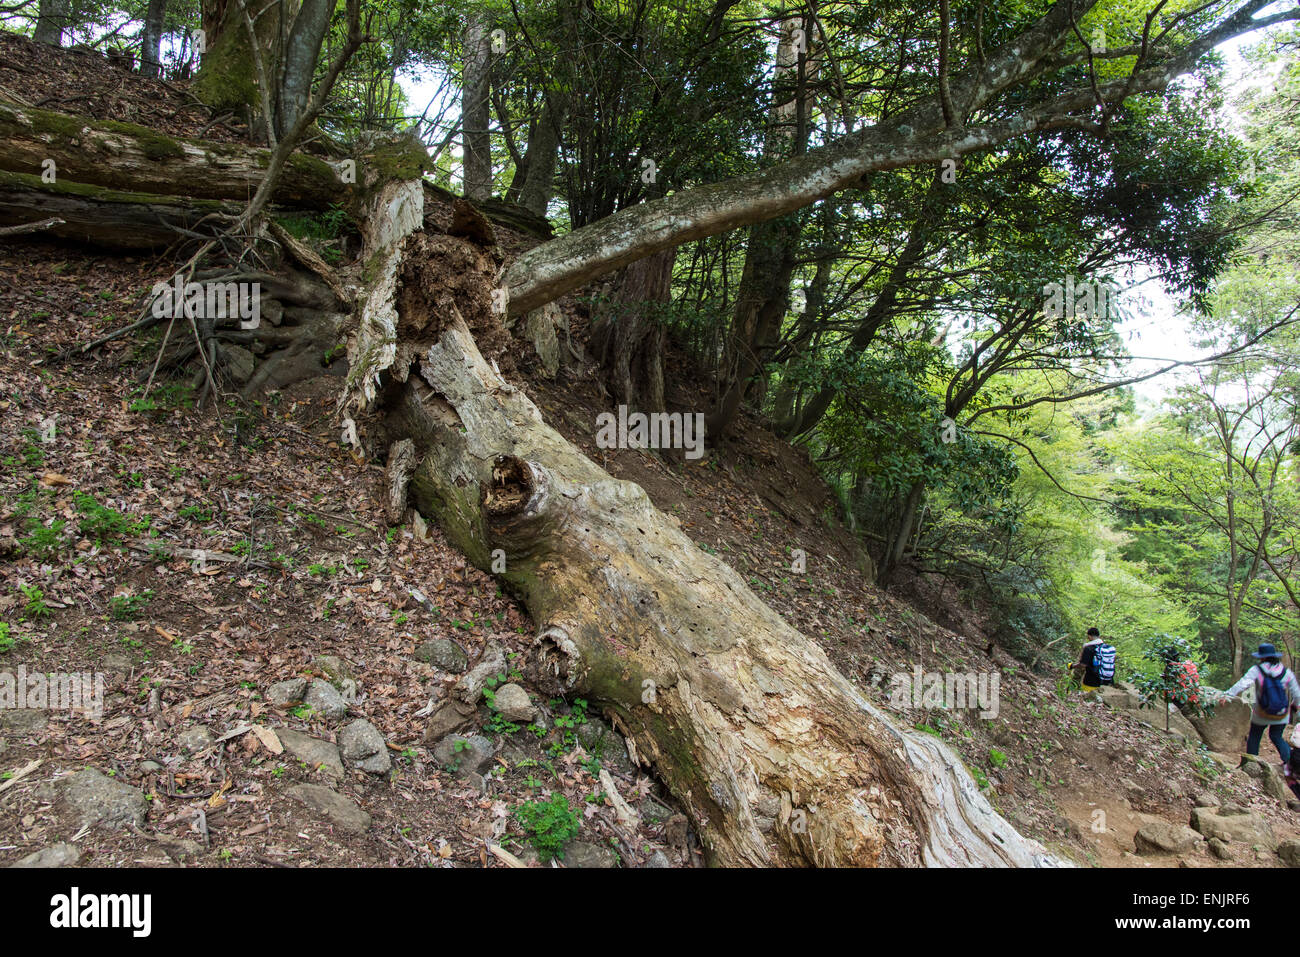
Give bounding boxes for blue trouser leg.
[1247,722,1264,755]
[1269,723,1291,763]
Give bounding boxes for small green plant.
[109,590,154,621]
[74,492,149,546]
[513,793,580,862]
[18,584,50,620]
[988,748,1007,769]
[0,622,15,654]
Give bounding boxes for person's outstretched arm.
[1223,667,1256,698]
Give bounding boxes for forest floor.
[1,31,1298,869]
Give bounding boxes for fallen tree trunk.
[0,102,358,207]
[370,246,1056,867]
[0,170,240,249]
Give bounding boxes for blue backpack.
[1093,643,1117,683]
[1256,667,1291,721]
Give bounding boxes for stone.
[338,719,391,775]
[433,733,496,775]
[1240,754,1289,803]
[1208,838,1233,860]
[267,678,307,707]
[1098,685,1141,710]
[1277,839,1300,867]
[176,725,215,752]
[304,678,347,720]
[139,760,163,773]
[1134,822,1203,856]
[1188,698,1252,753]
[1132,702,1200,741]
[563,841,618,868]
[63,768,148,829]
[576,718,634,775]
[415,639,469,673]
[1193,791,1220,808]
[492,683,536,723]
[9,843,80,867]
[314,655,354,687]
[0,710,48,734]
[275,728,344,780]
[287,784,371,832]
[220,344,255,384]
[1189,805,1276,849]
[100,652,134,674]
[641,849,672,868]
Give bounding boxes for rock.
[1119,777,1144,795]
[1134,822,1203,856]
[176,725,215,752]
[0,710,48,734]
[220,344,255,384]
[576,718,634,775]
[1188,698,1251,753]
[303,678,347,720]
[1277,839,1300,867]
[492,683,536,722]
[1193,791,1220,808]
[275,728,344,780]
[100,652,134,674]
[563,841,618,868]
[433,733,496,775]
[641,849,672,868]
[338,719,391,774]
[415,639,469,673]
[63,769,148,829]
[1189,805,1276,849]
[1132,702,1201,741]
[1098,685,1141,710]
[287,784,371,832]
[1240,754,1289,803]
[139,760,163,773]
[1208,838,1233,860]
[267,678,307,707]
[314,655,354,688]
[9,843,81,867]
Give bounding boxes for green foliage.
[512,793,580,862]
[74,492,150,547]
[109,590,154,621]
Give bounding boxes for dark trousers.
[1246,721,1291,762]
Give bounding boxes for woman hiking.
[1221,643,1300,763]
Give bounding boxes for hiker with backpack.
[1073,627,1117,693]
[1221,643,1300,763]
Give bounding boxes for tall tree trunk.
[516,100,563,217]
[34,0,71,45]
[276,0,337,140]
[708,17,813,439]
[462,15,493,200]
[139,0,168,78]
[589,246,676,412]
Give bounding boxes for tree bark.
[589,246,675,412]
[34,0,71,45]
[0,103,354,207]
[139,0,168,78]
[276,0,336,140]
[374,293,1055,867]
[462,15,493,200]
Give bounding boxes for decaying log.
[382,305,1057,868]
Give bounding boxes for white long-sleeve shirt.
[1225,662,1300,725]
